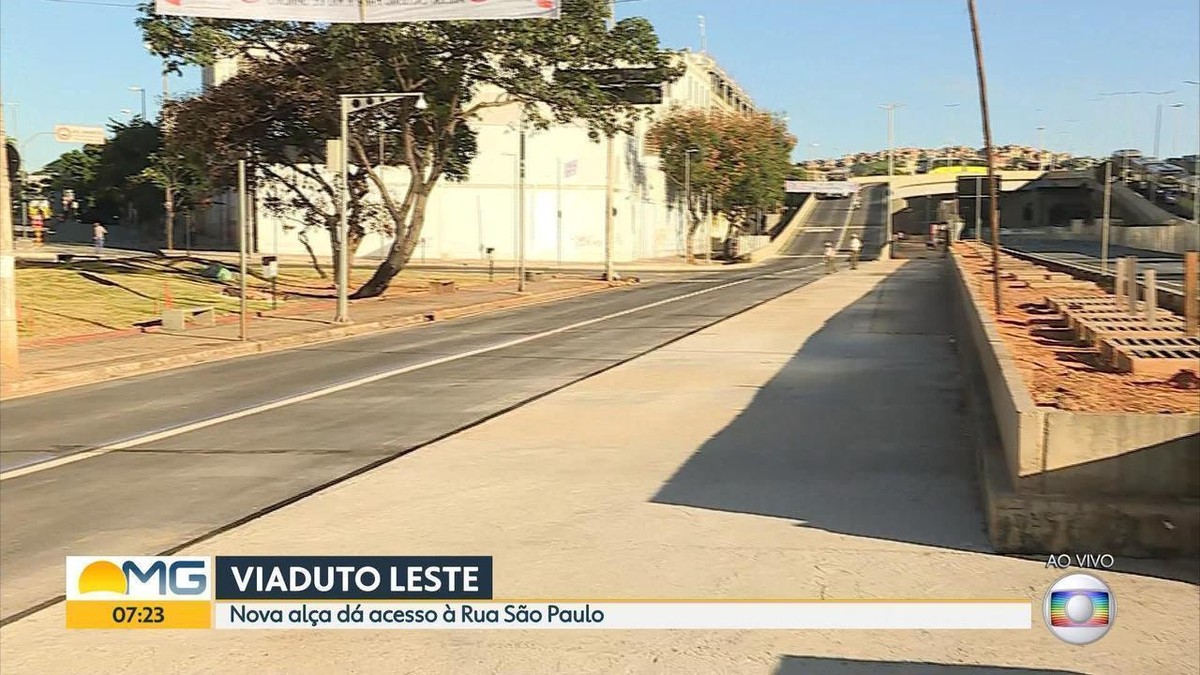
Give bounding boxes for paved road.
[1001,235,1187,292]
[0,233,842,621]
[781,185,887,262]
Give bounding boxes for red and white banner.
[155,0,559,23]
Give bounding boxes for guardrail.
[1001,246,1186,315]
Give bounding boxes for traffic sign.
[53,125,107,145]
[563,160,578,179]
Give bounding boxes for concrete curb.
[0,282,625,401]
[949,254,1200,557]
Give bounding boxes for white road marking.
[1,263,821,481]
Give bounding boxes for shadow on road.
[652,258,991,552]
[650,256,1199,583]
[774,656,1086,674]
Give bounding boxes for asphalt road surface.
[780,185,887,261]
[0,209,884,624]
[1001,234,1187,292]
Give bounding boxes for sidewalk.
[0,277,621,400]
[3,257,1195,673]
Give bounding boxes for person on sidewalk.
[848,234,862,269]
[92,222,107,256]
[823,242,838,274]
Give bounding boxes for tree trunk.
[351,190,430,299]
[685,203,702,264]
[164,185,175,250]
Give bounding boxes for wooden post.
[1125,256,1138,315]
[1144,269,1156,327]
[1185,251,1198,336]
[968,0,1002,316]
[1114,255,1126,304]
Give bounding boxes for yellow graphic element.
[66,601,212,629]
[78,561,126,595]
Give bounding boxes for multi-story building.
[202,48,755,264]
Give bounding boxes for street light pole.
[517,108,527,293]
[237,157,248,340]
[880,103,901,260]
[129,86,146,119]
[333,91,428,323]
[336,97,351,324]
[1036,125,1046,171]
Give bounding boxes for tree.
[648,108,794,261]
[140,0,681,297]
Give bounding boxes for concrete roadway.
[0,226,854,622]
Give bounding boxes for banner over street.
[154,0,560,23]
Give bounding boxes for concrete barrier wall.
[949,254,1200,498]
[949,256,1046,481]
[747,196,819,263]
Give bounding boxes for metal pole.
[0,99,18,376]
[1100,160,1112,273]
[237,158,248,341]
[335,99,350,323]
[1153,103,1163,158]
[556,157,563,267]
[517,110,527,293]
[968,0,1002,315]
[684,154,691,259]
[162,62,174,252]
[974,175,982,241]
[603,2,616,281]
[1036,126,1045,171]
[881,104,898,260]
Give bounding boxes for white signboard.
[562,159,577,179]
[784,180,857,194]
[155,0,560,23]
[53,125,107,145]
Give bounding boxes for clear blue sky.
[2,0,1198,170]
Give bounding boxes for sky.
[1,0,1198,170]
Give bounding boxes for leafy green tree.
[140,0,681,297]
[649,108,793,261]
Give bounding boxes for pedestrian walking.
[93,222,107,256]
[823,241,838,274]
[848,234,862,269]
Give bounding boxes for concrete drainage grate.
[1100,336,1200,366]
[1113,344,1200,377]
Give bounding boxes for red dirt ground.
[955,243,1199,414]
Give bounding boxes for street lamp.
[1167,103,1185,157]
[879,103,902,260]
[1036,125,1046,171]
[945,103,960,147]
[685,147,698,259]
[1147,90,1175,158]
[334,92,427,323]
[129,86,147,119]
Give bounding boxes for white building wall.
[236,50,747,264]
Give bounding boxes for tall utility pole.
[0,97,18,376]
[517,107,527,293]
[968,0,1002,315]
[880,103,901,260]
[603,0,617,281]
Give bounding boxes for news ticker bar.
[66,601,1033,630]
